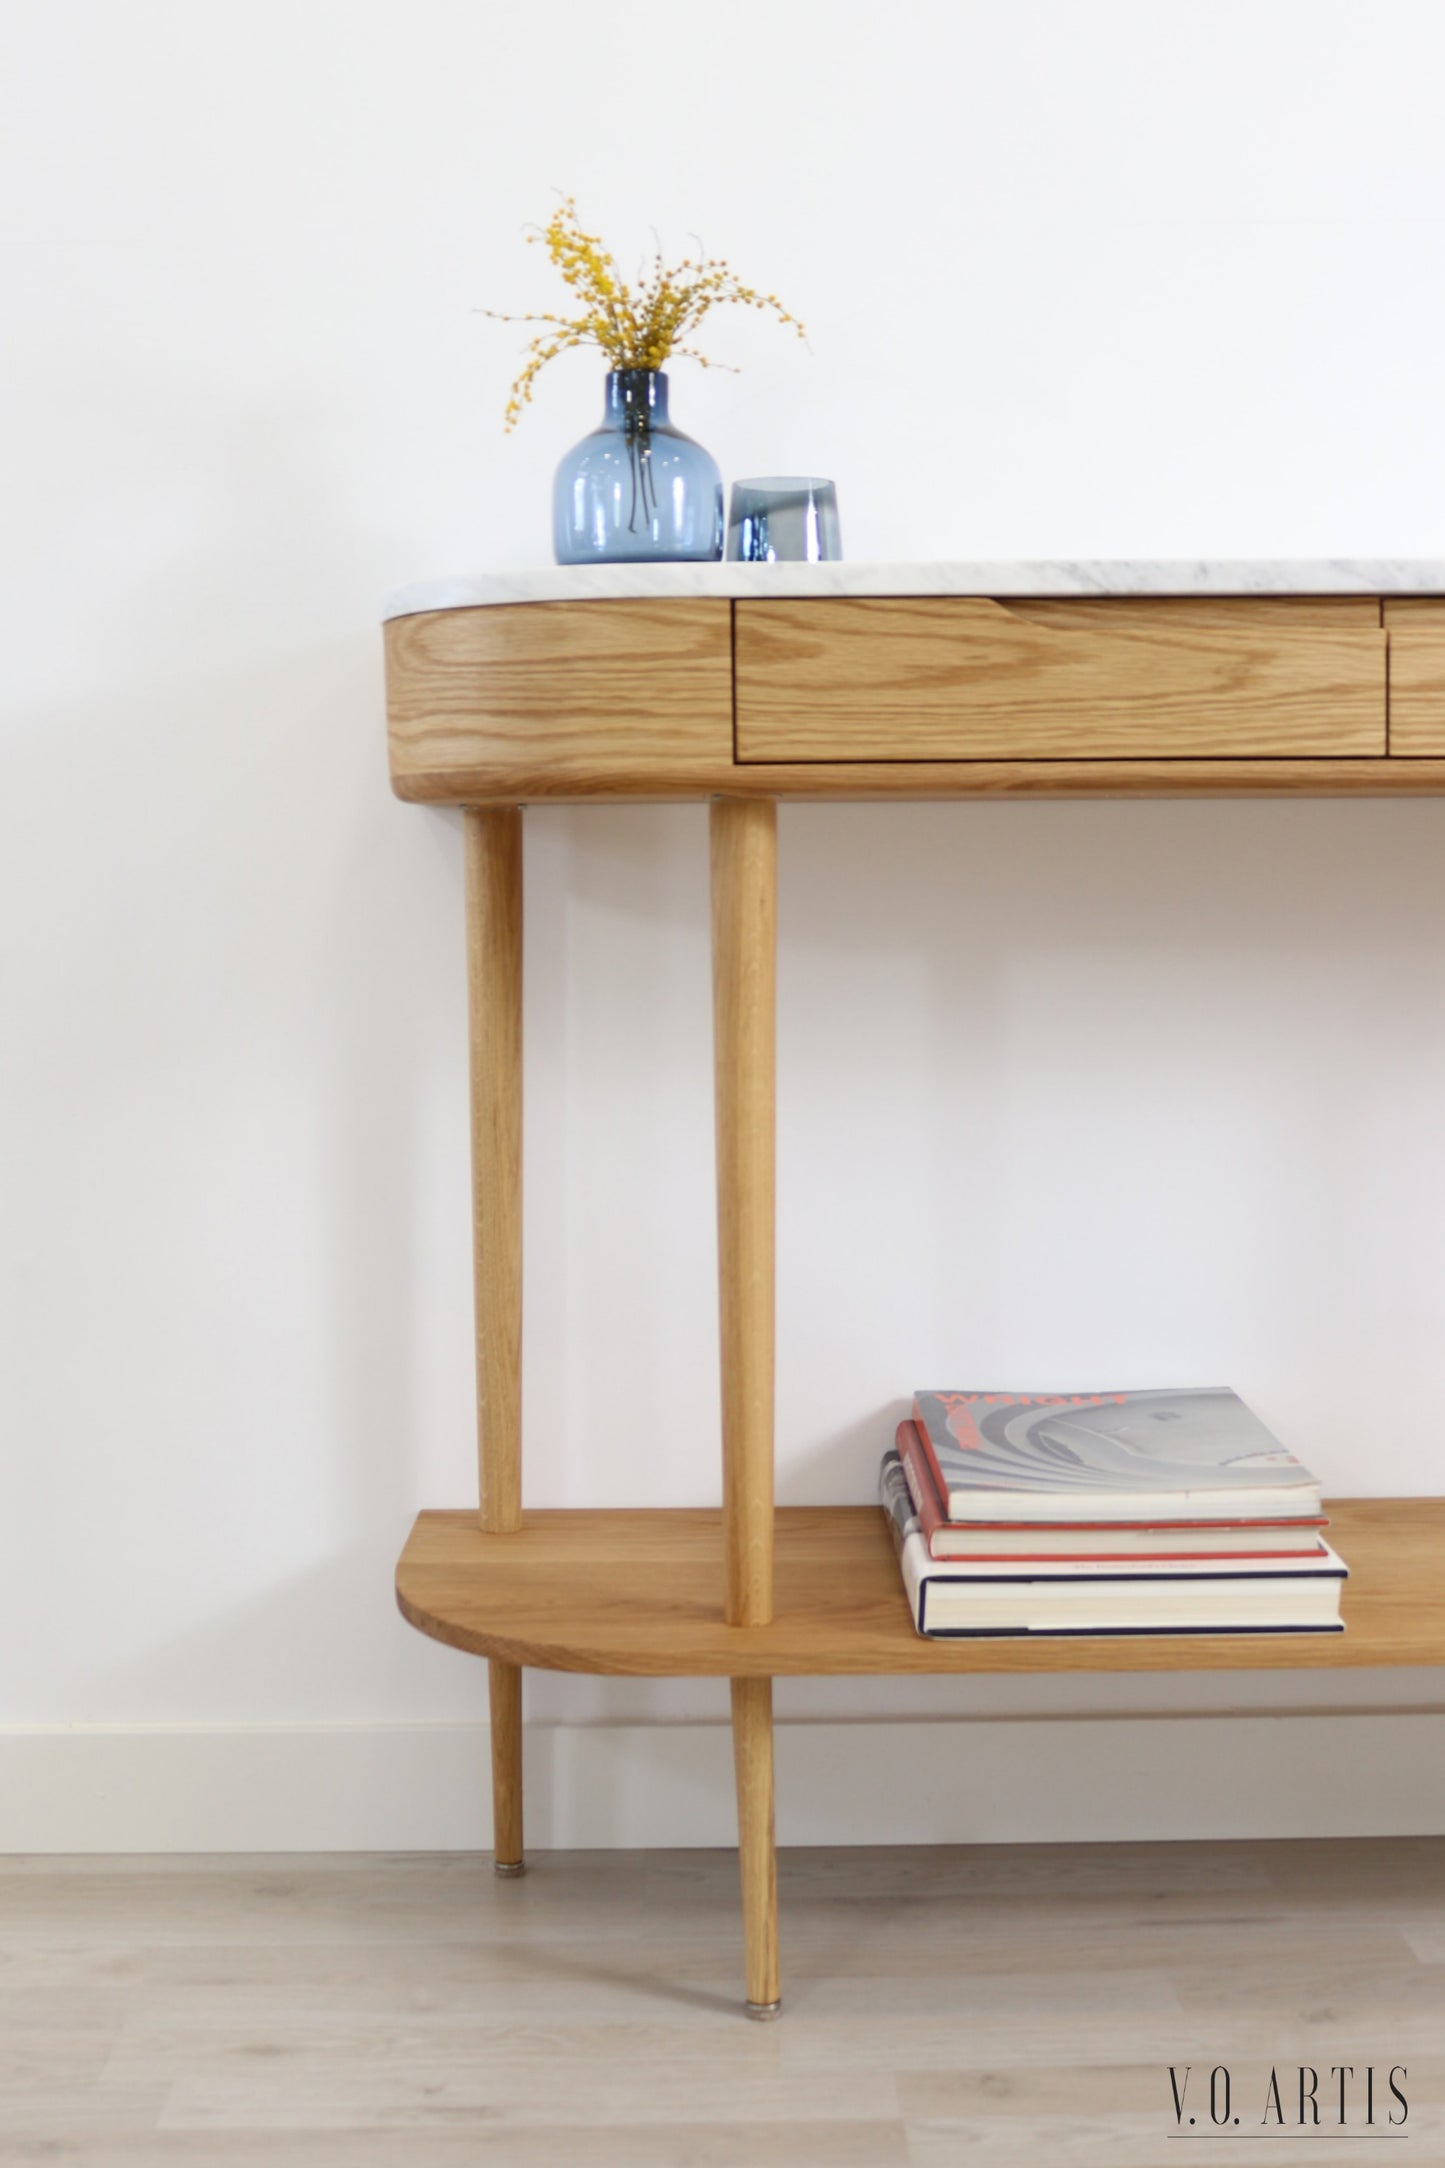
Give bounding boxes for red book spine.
[897,1419,950,1553]
[908,1398,955,1520]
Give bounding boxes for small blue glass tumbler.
[726,477,842,563]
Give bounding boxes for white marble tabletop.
[383,560,1445,619]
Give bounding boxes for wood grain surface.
[710,799,777,1628]
[386,599,733,800]
[1386,598,1445,755]
[382,596,1445,801]
[730,1675,780,2011]
[486,1657,523,1872]
[463,809,527,1874]
[10,1843,1444,2157]
[463,809,523,1536]
[394,754,1445,803]
[735,598,1387,762]
[694,754,1445,798]
[395,1499,1445,1678]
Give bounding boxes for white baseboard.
[2,1713,1444,1852]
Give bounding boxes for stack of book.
[880,1388,1347,1637]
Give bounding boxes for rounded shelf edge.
[393,1502,1445,1679]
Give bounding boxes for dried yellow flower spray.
[488,198,805,431]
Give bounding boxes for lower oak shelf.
[396,1498,1445,1676]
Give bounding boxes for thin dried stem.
[488,197,805,430]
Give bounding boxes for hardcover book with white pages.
[912,1387,1324,1525]
[879,1452,1347,1637]
[895,1421,1329,1559]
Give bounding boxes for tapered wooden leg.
[710,797,777,1629]
[465,807,525,1874]
[488,1659,525,1875]
[712,796,780,2011]
[465,806,523,1536]
[731,1675,780,2016]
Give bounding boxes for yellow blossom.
[485,197,805,430]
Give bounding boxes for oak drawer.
[1386,601,1445,754]
[386,599,734,800]
[734,597,1386,762]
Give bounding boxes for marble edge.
[382,560,1445,618]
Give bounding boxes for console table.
[383,562,1445,2017]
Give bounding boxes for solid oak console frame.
[387,594,1445,803]
[384,587,1445,2017]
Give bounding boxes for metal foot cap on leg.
[745,1998,782,2021]
[493,1858,526,1879]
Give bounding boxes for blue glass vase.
[553,370,723,565]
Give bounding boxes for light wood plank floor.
[2,1840,1442,2165]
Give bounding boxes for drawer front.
[1386,600,1445,754]
[386,599,734,800]
[735,598,1386,762]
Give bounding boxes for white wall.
[5,0,1445,1849]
